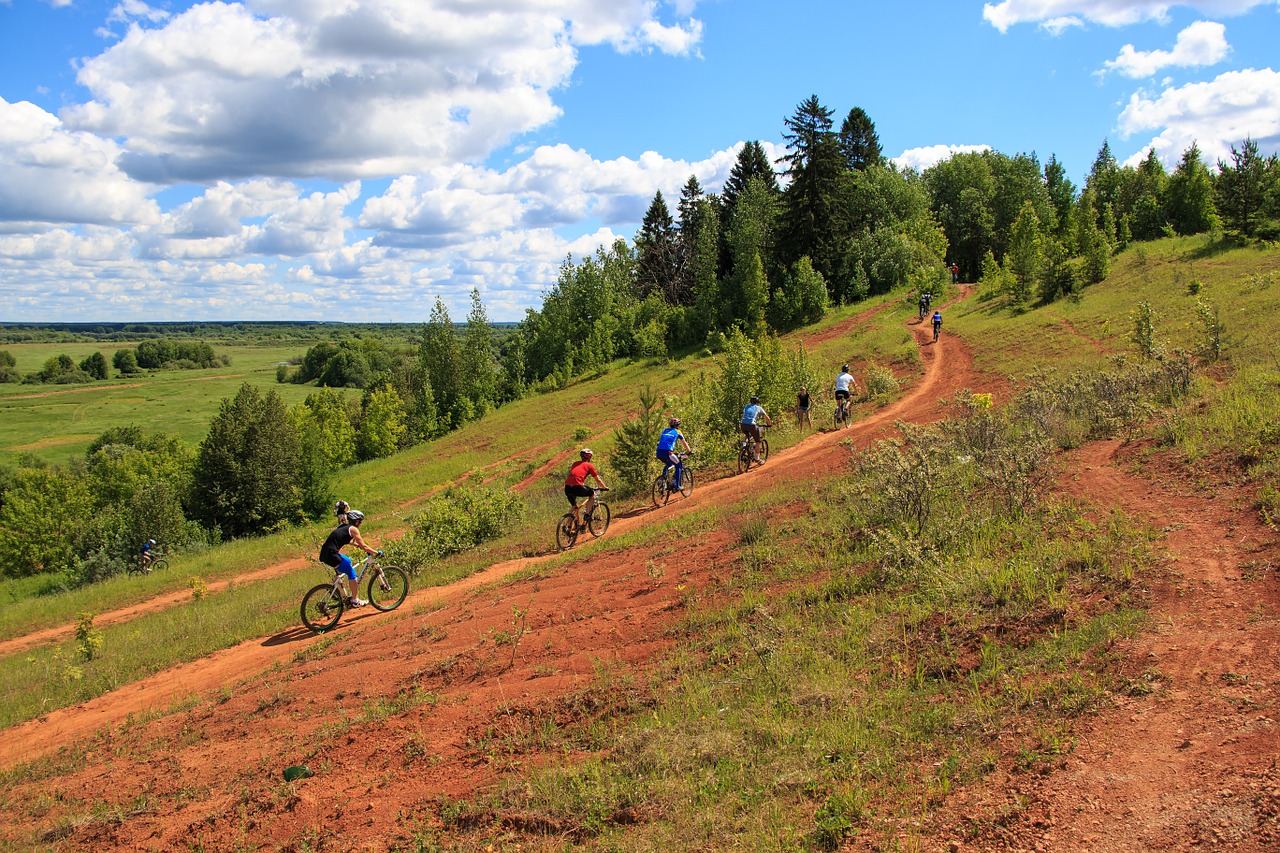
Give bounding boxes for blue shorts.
[335,554,356,581]
[656,449,679,466]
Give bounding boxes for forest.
[1,94,1277,585]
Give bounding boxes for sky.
[1,0,1278,323]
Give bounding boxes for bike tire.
[301,584,344,633]
[759,439,770,463]
[652,474,671,507]
[737,443,751,474]
[367,566,409,612]
[587,502,611,538]
[556,513,579,551]
[679,468,694,498]
[151,558,169,572]
[128,563,145,576]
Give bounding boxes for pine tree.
[778,95,848,285]
[461,289,497,414]
[1006,201,1044,304]
[837,106,882,171]
[1165,142,1220,235]
[635,190,680,302]
[419,298,463,429]
[1044,154,1076,240]
[1216,137,1274,238]
[673,175,704,306]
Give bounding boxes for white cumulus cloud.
[894,144,993,172]
[1102,20,1230,77]
[983,0,1274,33]
[61,0,705,184]
[1117,67,1280,165]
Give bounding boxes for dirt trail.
[0,296,980,774]
[932,441,1280,852]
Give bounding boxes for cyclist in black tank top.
[318,510,380,607]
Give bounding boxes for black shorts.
[564,484,593,505]
[740,423,761,441]
[835,389,850,401]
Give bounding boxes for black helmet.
[346,509,365,525]
[841,364,849,372]
[750,395,759,404]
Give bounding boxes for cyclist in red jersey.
[564,448,609,526]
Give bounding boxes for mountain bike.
[652,453,694,507]
[300,554,409,633]
[556,487,611,551]
[932,321,941,342]
[834,396,851,429]
[129,554,168,576]
[736,426,769,474]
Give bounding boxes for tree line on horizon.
[1,95,1276,584]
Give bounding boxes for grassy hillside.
[2,236,1278,849]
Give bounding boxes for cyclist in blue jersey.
[139,538,157,571]
[931,310,943,342]
[740,396,772,463]
[656,417,693,488]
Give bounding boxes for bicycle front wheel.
[301,584,344,632]
[759,439,770,463]
[737,444,751,474]
[587,502,611,538]
[680,469,694,498]
[151,558,169,572]
[367,566,409,612]
[556,514,579,551]
[652,474,670,507]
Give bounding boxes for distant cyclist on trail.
[656,417,693,488]
[835,365,856,427]
[918,291,928,320]
[334,499,350,526]
[139,538,157,571]
[318,509,381,608]
[740,396,772,464]
[564,448,609,528]
[931,310,943,342]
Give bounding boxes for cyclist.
[835,365,856,427]
[795,386,812,430]
[931,310,943,341]
[139,538,157,572]
[656,417,693,489]
[740,395,772,463]
[917,291,928,320]
[334,499,349,526]
[564,448,609,528]
[318,509,381,608]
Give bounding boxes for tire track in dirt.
[0,294,988,771]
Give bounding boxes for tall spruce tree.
[673,175,704,306]
[635,190,680,302]
[1043,154,1076,241]
[778,95,848,286]
[1216,137,1275,238]
[837,106,882,171]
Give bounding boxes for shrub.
[384,485,524,570]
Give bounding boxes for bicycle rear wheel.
[679,468,694,498]
[367,566,409,612]
[301,584,344,632]
[556,513,579,551]
[587,502,611,538]
[652,474,670,507]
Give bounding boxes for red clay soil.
[7,290,1276,852]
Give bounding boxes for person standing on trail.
[795,386,813,430]
[950,262,959,284]
[318,509,381,608]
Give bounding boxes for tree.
[1216,137,1276,238]
[1005,201,1044,304]
[0,466,96,576]
[0,350,17,383]
[1086,140,1121,220]
[1165,142,1220,235]
[778,95,848,284]
[837,106,882,171]
[190,383,304,537]
[673,175,705,306]
[635,191,680,302]
[460,288,497,414]
[722,177,776,335]
[608,385,665,495]
[419,298,464,429]
[1043,154,1076,241]
[357,385,407,461]
[303,387,357,467]
[79,351,108,380]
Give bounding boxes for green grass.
[0,344,313,466]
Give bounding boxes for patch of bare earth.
[931,439,1280,852]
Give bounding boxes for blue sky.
[1,0,1277,322]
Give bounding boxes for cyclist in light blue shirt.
[740,396,772,463]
